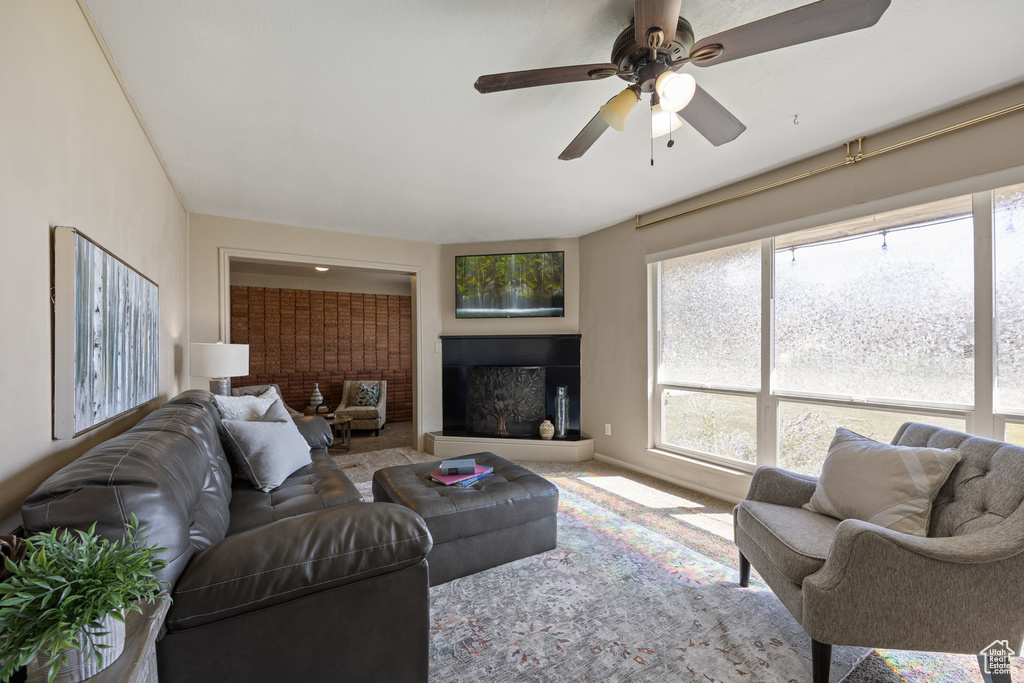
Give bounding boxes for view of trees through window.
[1006,423,1024,447]
[777,403,964,476]
[656,183,1024,474]
[661,390,756,464]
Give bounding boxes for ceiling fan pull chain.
[651,103,655,166]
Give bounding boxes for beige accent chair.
[734,422,1024,683]
[337,380,387,436]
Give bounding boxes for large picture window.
[775,205,974,404]
[657,241,760,466]
[654,182,1024,473]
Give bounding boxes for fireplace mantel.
[433,334,593,462]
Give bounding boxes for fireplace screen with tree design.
[466,367,546,437]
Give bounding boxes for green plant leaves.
[0,515,170,681]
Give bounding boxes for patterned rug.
[338,450,1020,682]
[427,487,868,682]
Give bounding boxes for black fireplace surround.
[442,334,582,439]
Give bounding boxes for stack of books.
[429,459,493,488]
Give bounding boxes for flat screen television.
[456,251,564,318]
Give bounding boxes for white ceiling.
[83,0,1024,245]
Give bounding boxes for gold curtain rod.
[635,100,1024,230]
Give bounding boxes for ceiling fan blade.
[689,0,891,67]
[635,0,684,51]
[559,112,610,161]
[676,84,746,146]
[475,63,620,94]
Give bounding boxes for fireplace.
[466,366,546,436]
[442,335,581,439]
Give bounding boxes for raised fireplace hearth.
[441,335,582,439]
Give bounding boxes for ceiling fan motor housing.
[612,17,695,81]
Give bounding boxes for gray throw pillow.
[803,427,962,536]
[222,400,312,492]
[352,382,380,406]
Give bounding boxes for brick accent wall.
[230,286,413,421]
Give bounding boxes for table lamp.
[190,342,249,396]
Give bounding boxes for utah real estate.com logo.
[980,640,1016,679]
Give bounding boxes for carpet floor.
[331,419,415,456]
[334,448,1016,682]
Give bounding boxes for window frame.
[651,188,1021,471]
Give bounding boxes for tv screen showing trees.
[456,251,565,318]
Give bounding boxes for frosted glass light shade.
[599,88,640,131]
[651,104,684,138]
[190,342,249,378]
[655,71,696,113]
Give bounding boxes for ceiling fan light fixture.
[651,103,684,138]
[655,71,696,113]
[599,87,640,131]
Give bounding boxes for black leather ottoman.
[372,452,559,586]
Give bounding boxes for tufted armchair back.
[892,422,1024,538]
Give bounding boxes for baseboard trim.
[425,432,594,462]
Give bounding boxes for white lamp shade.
[651,104,684,138]
[190,342,249,378]
[599,88,640,131]
[655,71,696,114]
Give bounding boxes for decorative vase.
[539,420,554,440]
[308,383,323,409]
[554,386,569,439]
[27,611,125,683]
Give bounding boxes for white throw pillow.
[259,386,282,402]
[213,393,275,421]
[222,400,312,492]
[803,427,962,536]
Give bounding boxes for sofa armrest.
[164,502,432,630]
[744,466,818,508]
[292,415,332,449]
[802,516,1024,651]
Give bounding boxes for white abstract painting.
[54,227,159,438]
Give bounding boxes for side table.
[24,600,170,683]
[329,414,352,451]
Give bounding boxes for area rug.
[340,451,1021,682]
[427,487,867,682]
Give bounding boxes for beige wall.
[0,1,189,519]
[580,83,1024,502]
[441,238,580,336]
[229,271,412,296]
[188,214,443,444]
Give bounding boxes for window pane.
[776,207,974,404]
[661,389,757,464]
[1005,423,1024,448]
[777,402,965,476]
[995,182,1024,410]
[660,241,760,387]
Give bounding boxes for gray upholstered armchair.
[734,422,1024,683]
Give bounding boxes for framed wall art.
[53,226,159,438]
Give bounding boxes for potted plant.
[0,515,169,683]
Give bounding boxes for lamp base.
[209,378,231,396]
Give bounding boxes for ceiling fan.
[474,0,891,161]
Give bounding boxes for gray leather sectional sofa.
[21,389,432,683]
